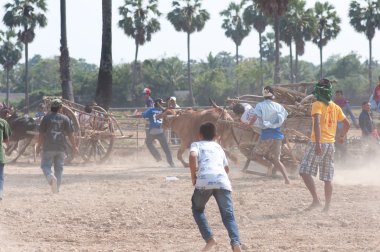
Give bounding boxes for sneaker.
[50,175,58,194]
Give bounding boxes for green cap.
[51,98,62,108]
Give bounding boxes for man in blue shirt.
[245,86,290,184]
[143,99,175,167]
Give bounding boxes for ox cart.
[220,83,315,175]
[4,97,129,164]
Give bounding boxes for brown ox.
[159,105,237,167]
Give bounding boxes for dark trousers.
[145,132,173,165]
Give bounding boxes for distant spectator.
[79,105,93,130]
[359,101,380,153]
[168,96,180,109]
[334,90,358,128]
[359,102,374,137]
[34,103,46,120]
[143,88,154,108]
[370,77,380,113]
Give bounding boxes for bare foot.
[322,205,330,212]
[284,178,290,184]
[232,244,242,252]
[202,238,216,252]
[304,201,322,211]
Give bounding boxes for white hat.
[170,96,176,101]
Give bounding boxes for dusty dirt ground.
[1,150,380,252]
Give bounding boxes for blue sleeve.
[142,109,151,118]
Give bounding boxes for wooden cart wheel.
[3,136,34,164]
[62,105,81,163]
[79,106,114,164]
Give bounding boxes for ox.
[159,101,237,167]
[0,106,37,159]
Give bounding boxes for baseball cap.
[154,98,165,105]
[51,98,62,108]
[142,88,151,95]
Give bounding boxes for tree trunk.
[259,32,264,86]
[187,32,195,106]
[25,41,29,114]
[289,40,293,84]
[95,0,113,110]
[369,38,373,93]
[60,0,74,102]
[236,43,240,96]
[295,48,298,83]
[133,42,139,98]
[274,15,281,84]
[6,69,10,106]
[319,33,323,79]
[319,45,323,80]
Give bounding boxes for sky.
[0,0,379,66]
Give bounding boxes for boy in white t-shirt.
[189,122,241,252]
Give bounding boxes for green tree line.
[0,51,378,108]
[2,0,380,109]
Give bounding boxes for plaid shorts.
[252,139,282,161]
[299,142,335,181]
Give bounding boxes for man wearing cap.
[142,99,175,167]
[243,86,290,184]
[299,79,350,212]
[168,96,180,109]
[36,99,78,193]
[143,88,154,108]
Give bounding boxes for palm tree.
[279,12,296,83]
[349,0,380,92]
[220,2,251,95]
[3,0,47,113]
[243,0,268,86]
[60,0,74,101]
[167,0,210,106]
[95,0,112,110]
[256,0,290,84]
[0,30,22,105]
[291,0,316,82]
[312,1,341,79]
[118,0,161,99]
[261,32,276,63]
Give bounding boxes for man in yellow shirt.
[299,79,350,212]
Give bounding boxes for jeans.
[145,132,173,165]
[41,151,65,190]
[192,189,241,247]
[0,163,4,197]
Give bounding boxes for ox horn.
[209,98,219,109]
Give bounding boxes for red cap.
[142,88,151,95]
